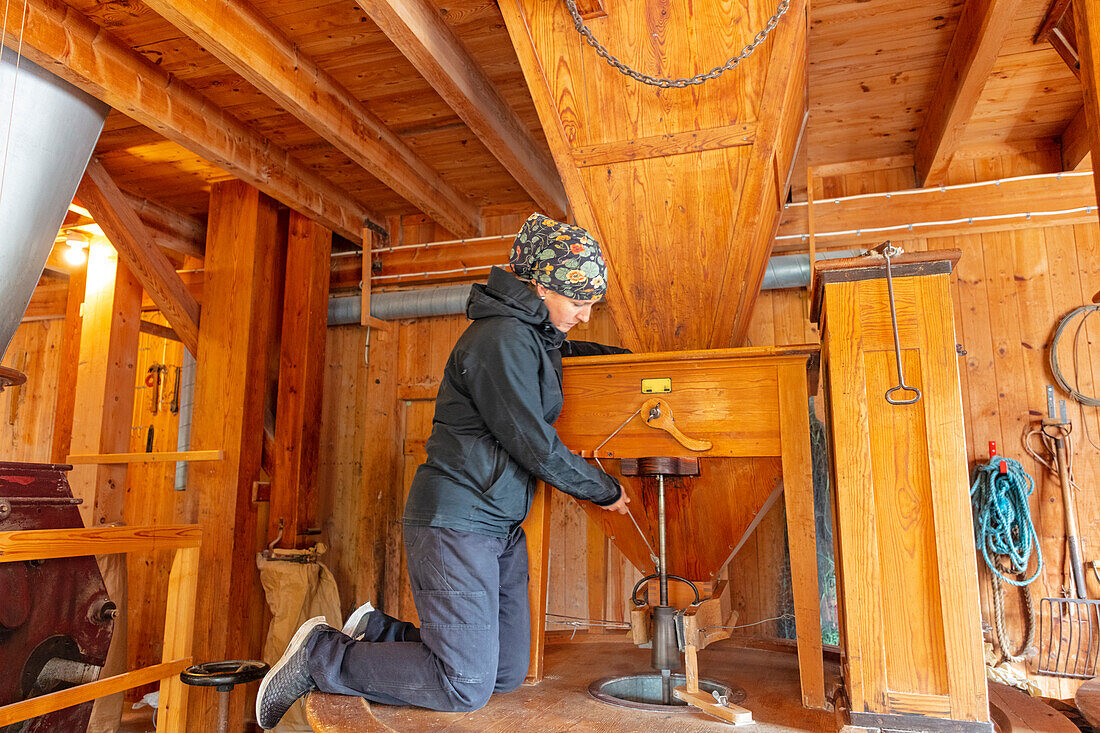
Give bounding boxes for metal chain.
[562,0,790,88]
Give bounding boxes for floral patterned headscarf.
[509,213,607,300]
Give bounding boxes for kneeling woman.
[257,213,631,728]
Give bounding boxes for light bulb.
[64,240,87,265]
[64,230,89,265]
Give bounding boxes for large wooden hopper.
[500,0,808,352]
[555,346,817,583]
[551,346,824,705]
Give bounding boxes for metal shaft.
[217,689,230,733]
[657,474,668,606]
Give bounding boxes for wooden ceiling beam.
[913,0,1024,186]
[3,0,374,243]
[1074,0,1100,222]
[358,0,567,219]
[143,0,482,238]
[1061,105,1091,170]
[1037,0,1081,78]
[77,159,201,356]
[122,194,206,260]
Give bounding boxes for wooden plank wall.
[0,319,65,462]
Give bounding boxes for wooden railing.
[0,524,201,731]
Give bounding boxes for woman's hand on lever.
[602,488,630,515]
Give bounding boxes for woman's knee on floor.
[493,669,525,695]
[443,677,495,712]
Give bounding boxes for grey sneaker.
[341,601,375,640]
[255,616,331,729]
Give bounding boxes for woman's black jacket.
[402,267,625,538]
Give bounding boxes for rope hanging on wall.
[970,455,1043,663]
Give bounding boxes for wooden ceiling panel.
[807,0,962,166]
[809,67,942,165]
[960,48,1083,145]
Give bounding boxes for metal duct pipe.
[329,284,472,325]
[0,48,109,361]
[328,251,864,326]
[759,249,864,291]
[174,352,196,492]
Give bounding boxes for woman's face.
[536,284,600,333]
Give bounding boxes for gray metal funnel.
[0,46,108,383]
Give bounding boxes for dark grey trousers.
[307,525,531,712]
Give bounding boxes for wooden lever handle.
[640,398,712,452]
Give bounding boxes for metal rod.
[624,506,659,570]
[217,689,230,733]
[661,668,671,705]
[882,243,921,405]
[657,474,668,607]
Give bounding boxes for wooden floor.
[369,634,841,732]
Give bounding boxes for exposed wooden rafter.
[359,0,567,219]
[1074,0,1100,220]
[142,0,482,238]
[1061,105,1091,169]
[122,194,206,259]
[2,0,375,243]
[913,0,1024,186]
[1037,0,1081,78]
[77,160,201,356]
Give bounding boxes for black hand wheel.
[181,660,269,688]
[180,660,269,733]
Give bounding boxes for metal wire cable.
[1051,304,1100,407]
[546,611,800,633]
[702,613,796,631]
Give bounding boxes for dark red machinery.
[0,461,114,733]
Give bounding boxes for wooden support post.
[685,645,700,694]
[51,261,87,464]
[69,240,142,525]
[806,166,816,295]
[67,237,141,731]
[187,180,279,731]
[357,322,401,607]
[1073,0,1100,226]
[157,544,200,732]
[779,362,825,709]
[522,482,552,684]
[361,228,374,328]
[271,212,332,548]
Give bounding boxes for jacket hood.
[467,267,565,347]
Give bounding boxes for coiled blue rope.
[970,455,1043,586]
